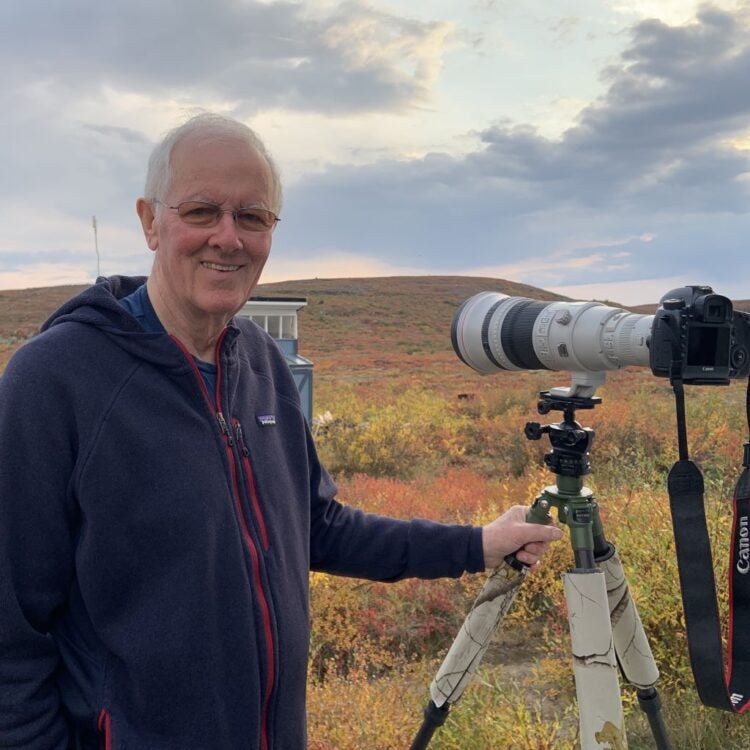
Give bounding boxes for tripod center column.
[547,475,598,571]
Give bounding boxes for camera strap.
[667,375,750,713]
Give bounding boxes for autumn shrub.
[315,387,470,478]
[307,658,580,750]
[335,469,510,524]
[307,666,431,750]
[458,409,540,477]
[308,573,401,682]
[309,472,498,679]
[309,573,469,682]
[427,661,579,750]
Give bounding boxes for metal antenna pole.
[92,215,101,278]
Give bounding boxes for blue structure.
[239,297,313,422]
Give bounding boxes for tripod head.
[525,389,600,477]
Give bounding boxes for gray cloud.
[0,0,448,115]
[2,98,151,222]
[0,249,90,272]
[0,0,454,282]
[278,5,750,290]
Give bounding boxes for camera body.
[649,286,750,385]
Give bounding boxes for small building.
[238,297,313,422]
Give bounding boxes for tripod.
[411,386,672,750]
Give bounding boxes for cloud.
[611,1,745,25]
[548,275,694,305]
[262,248,431,282]
[0,1,459,287]
[0,1,452,116]
[277,4,750,293]
[0,264,94,292]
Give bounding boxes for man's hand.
[482,505,563,570]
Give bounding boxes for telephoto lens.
[451,292,652,375]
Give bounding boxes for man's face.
[139,135,275,326]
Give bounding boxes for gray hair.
[143,112,283,214]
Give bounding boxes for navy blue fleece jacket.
[0,276,484,749]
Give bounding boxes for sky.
[2,0,750,305]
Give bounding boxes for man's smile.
[201,261,241,272]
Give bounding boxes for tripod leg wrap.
[429,562,526,707]
[598,550,660,689]
[563,570,627,750]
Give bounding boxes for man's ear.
[136,198,159,251]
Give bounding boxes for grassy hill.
[0,284,88,341]
[255,276,569,365]
[0,276,564,343]
[1,276,747,380]
[0,276,567,377]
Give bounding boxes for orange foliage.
[336,469,505,524]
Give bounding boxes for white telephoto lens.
[452,292,652,375]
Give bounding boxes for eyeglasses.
[154,200,280,232]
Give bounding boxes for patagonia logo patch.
[256,414,276,427]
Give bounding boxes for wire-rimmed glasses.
[154,200,280,232]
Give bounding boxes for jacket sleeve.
[0,343,77,749]
[306,430,485,581]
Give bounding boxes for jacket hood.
[41,275,216,372]
[42,275,146,334]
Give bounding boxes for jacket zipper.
[216,410,275,749]
[171,334,275,750]
[233,417,270,551]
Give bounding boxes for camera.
[452,285,750,385]
[649,285,750,384]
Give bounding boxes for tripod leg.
[409,561,527,750]
[597,546,673,750]
[597,547,659,689]
[563,570,627,750]
[410,496,554,749]
[429,562,527,707]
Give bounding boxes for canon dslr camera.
[649,285,750,385]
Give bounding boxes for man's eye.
[179,203,220,223]
[187,207,217,219]
[238,210,268,227]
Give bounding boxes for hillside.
[254,276,569,364]
[0,284,88,342]
[0,276,567,377]
[1,276,748,380]
[2,275,749,748]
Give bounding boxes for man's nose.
[209,211,243,251]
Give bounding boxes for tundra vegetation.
[2,277,748,749]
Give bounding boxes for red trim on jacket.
[97,709,112,750]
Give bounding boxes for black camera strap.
[667,374,750,713]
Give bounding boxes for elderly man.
[0,114,561,749]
